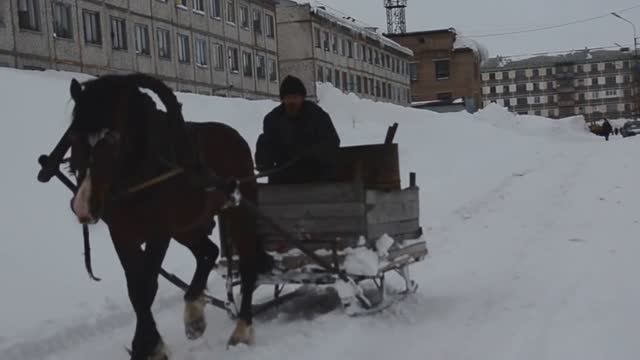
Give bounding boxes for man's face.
[283,95,304,117]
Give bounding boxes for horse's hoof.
[184,297,207,340]
[227,319,254,348]
[149,340,170,360]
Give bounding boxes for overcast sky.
[303,0,640,59]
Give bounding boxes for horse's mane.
[70,73,184,174]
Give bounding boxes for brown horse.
[66,74,269,359]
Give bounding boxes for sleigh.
[218,133,428,316]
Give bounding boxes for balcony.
[557,86,575,94]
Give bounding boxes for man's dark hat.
[280,75,307,99]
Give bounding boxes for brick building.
[386,28,485,112]
[481,50,637,120]
[276,1,413,105]
[0,0,280,98]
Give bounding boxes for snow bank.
[2,68,635,360]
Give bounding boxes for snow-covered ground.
[1,68,639,360]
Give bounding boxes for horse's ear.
[70,79,82,102]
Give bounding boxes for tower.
[384,0,407,34]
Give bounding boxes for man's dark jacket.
[255,101,340,184]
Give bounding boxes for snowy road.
[1,69,639,360]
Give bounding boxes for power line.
[466,4,640,39]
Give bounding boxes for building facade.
[276,1,412,105]
[0,0,280,98]
[481,51,636,121]
[386,28,485,112]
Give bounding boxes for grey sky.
[303,0,640,59]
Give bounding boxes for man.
[256,76,340,184]
[602,118,613,141]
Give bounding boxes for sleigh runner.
[219,142,428,315]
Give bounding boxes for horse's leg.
[224,207,259,347]
[174,227,219,340]
[113,234,171,360]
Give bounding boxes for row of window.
[316,65,410,104]
[483,76,632,96]
[173,0,275,38]
[491,91,626,107]
[17,0,275,38]
[482,61,632,82]
[313,27,410,78]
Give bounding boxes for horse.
[66,74,269,359]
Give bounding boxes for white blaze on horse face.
[72,169,93,222]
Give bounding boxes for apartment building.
[276,1,413,105]
[0,0,280,98]
[387,28,485,112]
[481,50,636,120]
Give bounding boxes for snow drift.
[1,68,638,360]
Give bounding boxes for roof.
[385,28,456,38]
[289,1,413,56]
[482,50,635,71]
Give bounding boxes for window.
[228,47,239,72]
[192,0,204,12]
[323,31,330,51]
[177,0,188,8]
[83,10,101,45]
[242,51,252,77]
[195,39,207,66]
[266,14,275,38]
[256,55,266,79]
[489,73,496,80]
[368,48,373,64]
[226,0,236,23]
[253,9,262,34]
[356,75,362,93]
[317,66,323,82]
[110,17,127,50]
[370,78,375,95]
[314,28,321,48]
[341,39,347,56]
[326,68,332,84]
[347,40,353,58]
[363,76,369,94]
[502,71,509,79]
[211,0,222,18]
[214,43,224,70]
[268,58,277,82]
[385,54,390,69]
[516,84,526,93]
[134,24,150,55]
[517,98,527,106]
[534,96,541,104]
[18,0,40,31]
[52,2,72,39]
[490,86,496,94]
[547,81,554,90]
[349,74,355,91]
[374,50,380,65]
[382,81,387,98]
[409,63,418,81]
[548,95,554,104]
[605,89,618,97]
[177,34,190,63]
[606,76,616,86]
[362,44,367,62]
[335,69,340,88]
[157,28,171,59]
[356,43,362,60]
[375,80,381,97]
[533,69,539,77]
[546,68,553,76]
[342,72,348,91]
[435,60,450,80]
[240,5,249,28]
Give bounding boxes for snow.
[343,247,379,276]
[454,33,490,64]
[301,1,413,56]
[1,68,640,360]
[375,234,394,258]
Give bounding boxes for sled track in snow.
[0,293,184,360]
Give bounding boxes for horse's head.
[68,74,183,224]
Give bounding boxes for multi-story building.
[0,0,280,98]
[481,50,636,120]
[276,1,413,105]
[386,28,485,112]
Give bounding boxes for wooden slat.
[258,216,365,234]
[368,219,420,240]
[258,182,364,205]
[258,203,365,219]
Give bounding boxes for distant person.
[614,128,620,136]
[255,75,340,184]
[602,118,613,141]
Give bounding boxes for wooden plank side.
[258,182,364,205]
[367,219,421,240]
[258,216,366,234]
[366,187,420,225]
[259,203,365,219]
